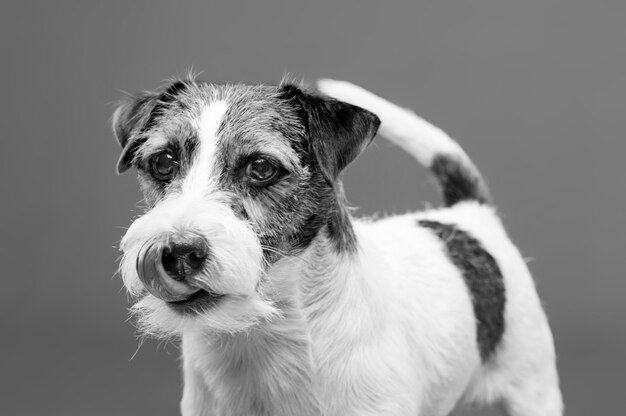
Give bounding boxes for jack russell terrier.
[113,77,562,416]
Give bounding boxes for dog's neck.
[191,220,385,415]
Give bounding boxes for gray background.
[2,1,624,415]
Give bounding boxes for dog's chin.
[130,291,280,338]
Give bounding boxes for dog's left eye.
[245,158,279,185]
[150,152,177,181]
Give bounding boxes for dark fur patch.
[430,154,491,206]
[418,220,505,361]
[280,84,380,183]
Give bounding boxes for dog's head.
[113,79,379,337]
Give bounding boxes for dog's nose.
[161,238,209,281]
[136,236,209,302]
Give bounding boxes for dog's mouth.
[166,288,225,314]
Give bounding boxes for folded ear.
[280,84,380,183]
[111,91,159,174]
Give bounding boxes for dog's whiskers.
[260,245,314,267]
[129,337,145,362]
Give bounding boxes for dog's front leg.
[180,356,214,416]
[180,333,215,416]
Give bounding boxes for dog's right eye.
[150,152,177,181]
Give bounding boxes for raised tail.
[316,79,491,207]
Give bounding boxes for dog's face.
[113,80,379,337]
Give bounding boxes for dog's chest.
[187,326,419,416]
[185,323,322,416]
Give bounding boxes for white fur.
[183,101,228,196]
[120,83,562,416]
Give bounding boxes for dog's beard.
[119,195,280,338]
[130,292,280,338]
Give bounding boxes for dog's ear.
[280,84,380,183]
[111,92,159,174]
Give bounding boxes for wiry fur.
[114,78,562,416]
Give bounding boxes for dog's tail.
[316,79,491,207]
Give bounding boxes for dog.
[113,77,563,416]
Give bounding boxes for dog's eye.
[150,152,177,181]
[245,158,279,185]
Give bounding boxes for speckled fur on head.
[113,79,381,263]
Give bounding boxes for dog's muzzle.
[137,234,210,302]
